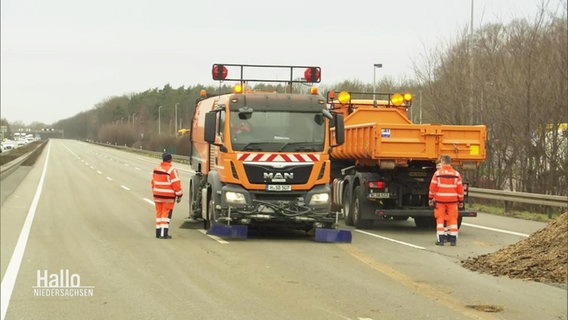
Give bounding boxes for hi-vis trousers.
[434,202,459,243]
[155,201,174,238]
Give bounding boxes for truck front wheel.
[205,199,218,230]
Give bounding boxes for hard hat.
[162,152,172,162]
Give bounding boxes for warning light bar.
[211,63,321,84]
[212,64,228,80]
[327,91,413,107]
[391,93,413,106]
[304,67,321,82]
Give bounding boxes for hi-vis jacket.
[152,161,183,203]
[429,164,464,204]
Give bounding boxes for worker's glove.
[176,196,182,203]
[458,201,464,209]
[428,199,435,208]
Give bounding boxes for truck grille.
[243,163,312,184]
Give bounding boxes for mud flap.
[314,228,352,243]
[207,223,248,239]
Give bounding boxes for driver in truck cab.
[232,119,253,142]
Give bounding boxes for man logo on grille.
[264,172,293,182]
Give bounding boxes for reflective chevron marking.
[237,153,319,162]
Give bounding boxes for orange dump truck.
[188,64,345,236]
[329,91,486,228]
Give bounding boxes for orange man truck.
[328,90,486,229]
[187,64,345,238]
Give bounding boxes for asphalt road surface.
[1,139,566,320]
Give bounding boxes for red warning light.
[212,64,228,80]
[304,67,321,83]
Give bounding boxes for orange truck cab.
[188,64,344,232]
[328,90,487,229]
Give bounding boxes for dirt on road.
[462,211,567,285]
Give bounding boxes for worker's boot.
[161,227,172,239]
[448,235,457,246]
[435,234,446,246]
[155,228,161,239]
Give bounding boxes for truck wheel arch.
[207,171,223,204]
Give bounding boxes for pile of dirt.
[462,211,567,285]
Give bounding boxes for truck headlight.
[309,193,329,205]
[225,191,246,204]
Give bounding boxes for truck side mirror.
[204,112,217,143]
[334,113,345,146]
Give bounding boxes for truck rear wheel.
[353,186,373,229]
[343,188,354,226]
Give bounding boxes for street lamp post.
[469,0,475,124]
[373,63,382,103]
[174,103,179,135]
[158,105,163,135]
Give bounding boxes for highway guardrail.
[5,141,567,212]
[469,187,567,208]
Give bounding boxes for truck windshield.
[229,111,325,152]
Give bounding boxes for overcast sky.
[1,0,560,125]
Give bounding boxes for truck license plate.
[266,185,291,191]
[370,192,390,199]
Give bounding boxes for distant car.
[1,140,15,151]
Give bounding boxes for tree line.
[415,6,567,198]
[2,4,566,199]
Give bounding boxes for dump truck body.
[328,91,486,228]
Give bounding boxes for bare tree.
[415,3,567,197]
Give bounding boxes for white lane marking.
[143,198,154,205]
[121,185,130,191]
[354,230,426,250]
[1,142,51,320]
[106,177,113,181]
[461,222,529,237]
[198,230,229,244]
[96,170,102,175]
[63,145,80,158]
[355,222,530,250]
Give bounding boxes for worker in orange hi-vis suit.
[428,155,464,246]
[151,153,183,239]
